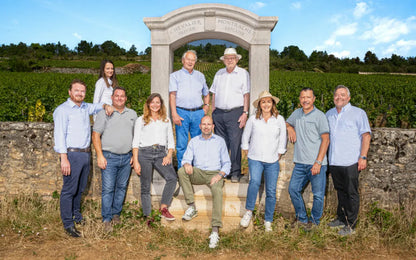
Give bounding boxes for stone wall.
[1,122,415,212]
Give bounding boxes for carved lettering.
[216,18,253,39]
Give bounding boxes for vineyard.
[0,63,415,128]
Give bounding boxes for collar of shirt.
[181,67,194,75]
[340,102,352,113]
[302,106,316,116]
[197,134,215,141]
[66,98,87,109]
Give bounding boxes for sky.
[1,0,416,60]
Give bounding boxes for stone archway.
[144,3,278,112]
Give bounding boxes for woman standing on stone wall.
[239,90,287,232]
[132,93,177,221]
[93,60,119,120]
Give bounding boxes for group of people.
[53,48,371,249]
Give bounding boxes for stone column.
[150,44,173,112]
[249,44,270,112]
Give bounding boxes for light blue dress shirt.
[53,98,103,153]
[181,134,231,176]
[326,103,371,166]
[169,68,209,109]
[286,106,329,165]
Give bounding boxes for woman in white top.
[239,90,287,232]
[132,93,177,221]
[93,60,119,105]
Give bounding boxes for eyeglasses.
[224,57,236,61]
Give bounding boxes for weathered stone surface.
[1,122,415,214]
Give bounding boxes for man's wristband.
[204,104,209,106]
[243,111,248,115]
[360,156,367,160]
[218,172,224,178]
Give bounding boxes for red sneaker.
[160,207,175,221]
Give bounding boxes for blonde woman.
[132,93,177,220]
[240,90,287,232]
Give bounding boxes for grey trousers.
[138,146,177,216]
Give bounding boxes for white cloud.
[330,50,351,58]
[250,2,266,10]
[334,23,358,36]
[119,40,133,49]
[291,2,302,9]
[361,17,414,44]
[72,33,82,40]
[353,2,370,19]
[383,39,416,56]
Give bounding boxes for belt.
[141,144,166,150]
[215,106,243,113]
[177,106,203,112]
[67,147,91,153]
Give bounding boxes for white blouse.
[93,78,113,105]
[241,114,287,163]
[132,116,175,150]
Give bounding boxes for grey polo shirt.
[93,107,137,154]
[286,106,329,165]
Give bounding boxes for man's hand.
[184,163,193,175]
[311,163,321,175]
[210,172,224,186]
[358,158,367,171]
[133,161,141,176]
[287,126,297,143]
[172,113,184,126]
[97,154,107,170]
[162,155,172,166]
[60,155,71,176]
[238,113,248,128]
[104,104,114,116]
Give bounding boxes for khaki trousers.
[178,167,224,227]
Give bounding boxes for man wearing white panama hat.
[210,47,250,183]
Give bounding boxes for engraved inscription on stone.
[169,19,204,41]
[216,18,254,40]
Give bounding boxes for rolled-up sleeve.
[132,118,143,149]
[219,138,231,175]
[277,115,287,154]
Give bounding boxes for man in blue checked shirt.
[169,50,210,169]
[53,79,113,238]
[178,116,231,249]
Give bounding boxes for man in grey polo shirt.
[92,86,137,232]
[286,87,330,228]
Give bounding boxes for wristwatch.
[360,156,367,160]
[243,111,248,115]
[315,160,322,165]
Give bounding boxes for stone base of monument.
[151,177,259,232]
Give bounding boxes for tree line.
[1,41,415,73]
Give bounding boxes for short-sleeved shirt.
[93,107,137,154]
[210,66,250,109]
[169,68,209,109]
[286,106,329,165]
[326,103,371,166]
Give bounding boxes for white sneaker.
[182,206,198,221]
[264,221,272,232]
[209,232,220,248]
[240,211,252,228]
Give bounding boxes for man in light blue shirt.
[326,85,371,236]
[178,116,230,249]
[286,87,330,228]
[169,50,210,168]
[53,79,112,237]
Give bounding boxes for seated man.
[178,116,231,249]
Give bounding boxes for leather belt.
[67,147,91,153]
[215,106,243,113]
[177,106,203,112]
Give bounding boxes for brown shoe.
[103,221,113,233]
[160,207,175,221]
[112,215,121,225]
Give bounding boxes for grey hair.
[334,85,351,97]
[182,50,198,60]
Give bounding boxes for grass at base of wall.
[0,194,415,259]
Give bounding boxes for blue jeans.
[246,158,280,222]
[60,151,90,229]
[175,108,204,168]
[101,151,132,222]
[288,163,327,225]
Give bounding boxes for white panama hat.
[253,90,280,108]
[220,48,242,60]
